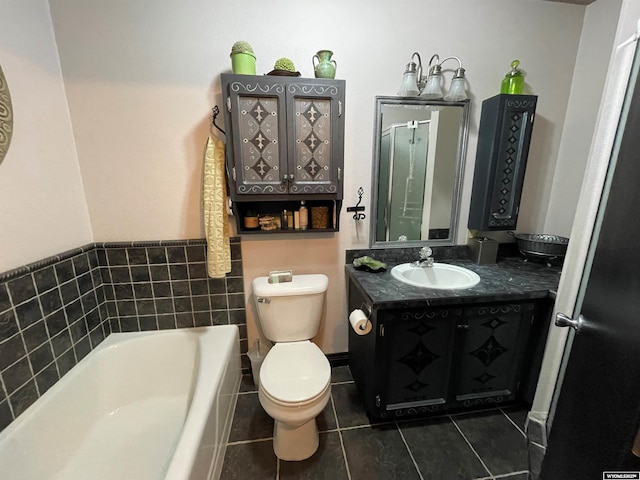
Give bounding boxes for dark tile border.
[0,237,244,433]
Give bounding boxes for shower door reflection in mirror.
[371,97,470,247]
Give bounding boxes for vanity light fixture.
[397,53,421,97]
[397,52,468,101]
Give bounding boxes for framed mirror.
[369,96,470,248]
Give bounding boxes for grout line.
[449,413,494,478]
[395,421,424,480]
[498,407,526,437]
[493,470,530,478]
[331,394,352,480]
[331,380,355,386]
[337,420,392,432]
[226,436,274,446]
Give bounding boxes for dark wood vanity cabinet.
[468,94,537,231]
[348,280,543,420]
[221,74,345,233]
[451,303,533,406]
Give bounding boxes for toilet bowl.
[252,273,330,461]
[258,341,331,461]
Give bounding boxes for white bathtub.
[0,325,241,480]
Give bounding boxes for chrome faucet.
[411,247,434,267]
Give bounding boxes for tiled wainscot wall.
[0,238,245,432]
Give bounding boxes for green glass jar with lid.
[501,60,524,94]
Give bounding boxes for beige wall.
[0,0,92,272]
[0,0,616,354]
[544,0,623,236]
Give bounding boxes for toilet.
[252,273,331,461]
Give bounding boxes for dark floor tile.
[500,471,531,479]
[280,431,348,480]
[316,395,337,432]
[331,382,372,428]
[342,424,421,480]
[239,373,257,392]
[228,392,273,442]
[220,440,277,480]
[453,409,528,476]
[399,416,489,480]
[331,365,353,384]
[501,405,528,434]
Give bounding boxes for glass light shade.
[444,77,467,101]
[421,73,444,99]
[398,71,420,97]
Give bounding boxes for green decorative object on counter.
[230,41,256,75]
[353,256,387,272]
[500,59,524,94]
[313,50,337,79]
[274,58,296,72]
[267,57,301,77]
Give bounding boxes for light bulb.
[421,73,444,99]
[444,77,467,101]
[398,71,419,97]
[444,67,468,101]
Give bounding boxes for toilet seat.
[260,341,331,404]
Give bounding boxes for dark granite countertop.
[346,257,561,310]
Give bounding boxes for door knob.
[555,312,584,332]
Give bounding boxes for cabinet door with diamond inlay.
[286,82,344,195]
[381,307,460,412]
[225,77,288,195]
[468,94,537,230]
[452,303,533,405]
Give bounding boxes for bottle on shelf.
[299,201,309,230]
[500,59,524,94]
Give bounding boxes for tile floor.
[220,366,530,480]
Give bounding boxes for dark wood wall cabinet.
[468,94,537,231]
[221,74,346,234]
[348,278,550,421]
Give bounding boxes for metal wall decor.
[0,64,13,165]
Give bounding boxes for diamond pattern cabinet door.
[452,303,534,405]
[468,94,537,230]
[225,77,288,195]
[381,308,460,412]
[287,82,344,195]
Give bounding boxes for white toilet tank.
[252,274,328,342]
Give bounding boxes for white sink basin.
[390,263,481,290]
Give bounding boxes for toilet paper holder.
[360,303,371,318]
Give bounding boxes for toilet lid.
[260,341,331,403]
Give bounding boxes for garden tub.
[0,325,241,480]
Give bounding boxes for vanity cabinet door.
[451,302,534,406]
[468,94,537,230]
[380,307,460,417]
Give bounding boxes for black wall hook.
[211,106,225,136]
[347,186,366,221]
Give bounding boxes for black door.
[541,46,640,478]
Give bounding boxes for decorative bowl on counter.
[509,232,569,260]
